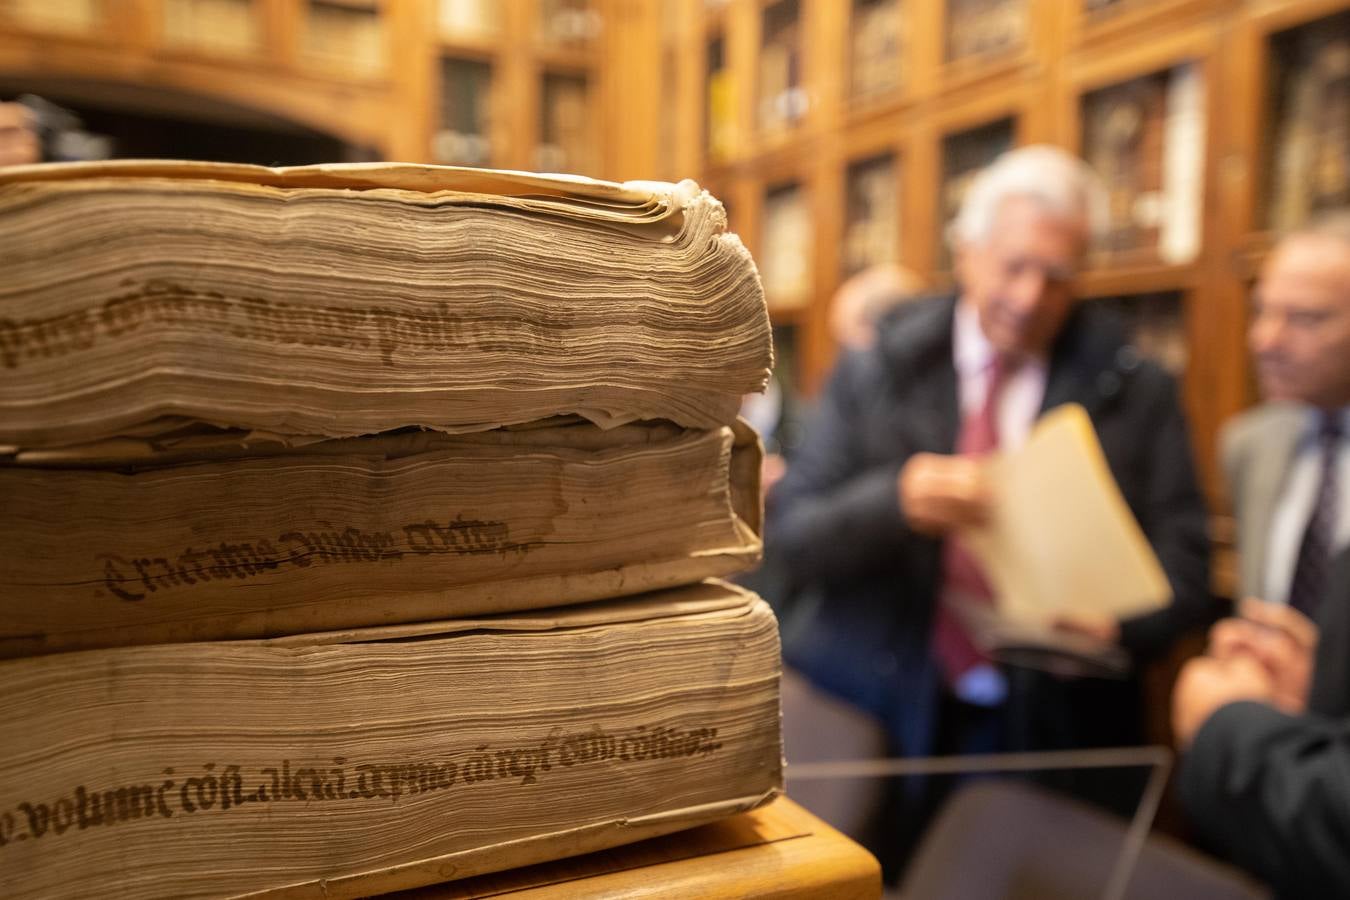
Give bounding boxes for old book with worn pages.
[0,160,780,895]
[0,581,784,900]
[0,160,770,453]
[0,419,762,659]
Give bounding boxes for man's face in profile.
[1250,235,1350,409]
[955,195,1086,360]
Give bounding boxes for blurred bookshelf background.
[1,0,1347,505]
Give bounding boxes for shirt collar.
[1300,407,1350,442]
[953,297,994,378]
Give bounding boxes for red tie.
[933,355,1013,688]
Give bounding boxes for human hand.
[1050,611,1122,648]
[1207,598,1317,714]
[761,453,788,497]
[897,452,991,536]
[1172,654,1277,748]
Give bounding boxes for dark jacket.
[766,294,1214,755]
[1180,548,1350,899]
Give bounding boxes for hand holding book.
[897,451,992,537]
[1051,610,1123,648]
[957,403,1172,676]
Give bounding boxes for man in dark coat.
[766,147,1214,864]
[1174,561,1350,898]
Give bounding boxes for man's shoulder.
[1221,403,1303,460]
[876,293,955,335]
[819,295,954,404]
[873,294,956,364]
[1059,303,1178,396]
[1223,404,1302,444]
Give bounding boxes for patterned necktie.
[1288,415,1342,619]
[933,355,1014,689]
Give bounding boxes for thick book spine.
[0,423,762,658]
[0,586,783,899]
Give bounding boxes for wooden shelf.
[310,0,379,9]
[0,1,655,175]
[1071,0,1230,49]
[534,45,594,71]
[843,89,919,128]
[437,34,500,60]
[936,52,1033,99]
[389,797,881,899]
[1077,263,1198,298]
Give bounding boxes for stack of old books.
[0,161,783,899]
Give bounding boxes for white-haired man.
[766,144,1214,872]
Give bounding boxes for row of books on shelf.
[435,63,594,173]
[3,0,387,72]
[752,102,1191,306]
[702,3,1346,244]
[439,0,602,46]
[2,0,604,54]
[734,7,1347,308]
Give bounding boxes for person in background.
[766,144,1214,877]
[1173,210,1350,897]
[0,101,40,166]
[743,263,928,497]
[829,263,928,353]
[1213,211,1350,618]
[746,265,932,847]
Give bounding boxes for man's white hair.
[948,144,1108,249]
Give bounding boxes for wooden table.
[385,797,881,899]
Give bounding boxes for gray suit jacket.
[1221,403,1307,600]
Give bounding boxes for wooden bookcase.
[656,0,1350,515]
[0,0,664,177]
[430,0,617,176]
[0,0,410,157]
[0,0,1345,513]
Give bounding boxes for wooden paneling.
[665,0,1350,513]
[0,0,657,180]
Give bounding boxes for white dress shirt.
[945,299,1050,706]
[952,299,1049,448]
[1263,407,1350,606]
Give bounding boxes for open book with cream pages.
[959,403,1172,676]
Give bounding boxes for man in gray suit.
[1222,211,1350,609]
[1173,210,1350,896]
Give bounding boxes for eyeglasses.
[996,255,1079,286]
